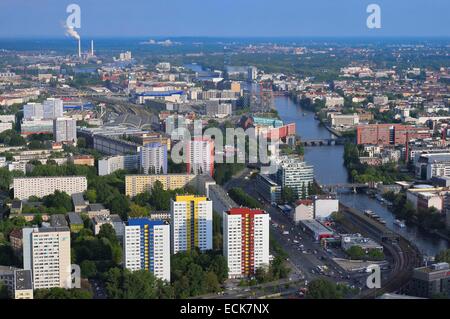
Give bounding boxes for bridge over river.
[300,138,346,146]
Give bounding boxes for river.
[275,95,449,258]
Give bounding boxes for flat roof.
[301,219,333,235]
[15,270,33,290]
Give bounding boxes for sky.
[0,0,449,38]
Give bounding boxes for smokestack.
[91,40,94,56]
[78,38,81,58]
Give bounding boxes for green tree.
[128,203,149,218]
[80,260,97,278]
[85,189,97,203]
[436,249,450,263]
[34,288,92,299]
[306,279,343,299]
[346,246,365,260]
[367,249,385,261]
[282,186,296,203]
[0,282,9,299]
[98,224,118,245]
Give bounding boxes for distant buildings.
[22,226,71,289]
[43,98,64,119]
[293,200,314,223]
[53,117,77,143]
[415,153,450,180]
[406,262,450,298]
[170,195,212,254]
[124,218,171,282]
[98,154,139,176]
[92,214,124,238]
[186,138,214,176]
[69,155,95,166]
[223,207,270,278]
[12,176,88,200]
[23,98,63,121]
[140,142,168,174]
[356,124,432,146]
[125,174,197,197]
[340,234,383,252]
[276,156,314,200]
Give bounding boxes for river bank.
[274,95,449,258]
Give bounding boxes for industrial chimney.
[78,38,81,58]
[91,40,94,56]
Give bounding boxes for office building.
[356,124,432,146]
[124,218,170,281]
[23,102,44,120]
[416,153,450,180]
[21,119,53,135]
[12,176,87,200]
[276,156,314,200]
[43,98,63,119]
[22,226,71,289]
[255,174,282,204]
[170,195,212,254]
[186,138,214,176]
[407,262,450,298]
[223,207,270,278]
[140,142,168,174]
[53,117,77,143]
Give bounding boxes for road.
[219,172,371,298]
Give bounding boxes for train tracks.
[339,204,421,298]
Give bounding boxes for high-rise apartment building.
[12,176,88,200]
[140,142,168,174]
[186,138,214,176]
[170,195,212,254]
[23,102,44,120]
[53,117,77,143]
[124,218,170,282]
[43,98,64,119]
[22,226,71,289]
[223,207,270,278]
[98,155,140,176]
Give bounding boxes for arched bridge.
[301,138,345,146]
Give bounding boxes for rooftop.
[67,212,83,225]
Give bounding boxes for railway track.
[339,205,421,298]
